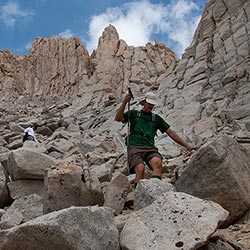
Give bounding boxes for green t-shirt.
[123,110,170,147]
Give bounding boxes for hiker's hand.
[188,146,200,153]
[124,93,132,103]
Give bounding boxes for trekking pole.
[127,101,130,146]
[126,87,133,175]
[127,87,133,146]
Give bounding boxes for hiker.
[115,91,199,187]
[23,127,38,142]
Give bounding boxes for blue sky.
[0,0,209,58]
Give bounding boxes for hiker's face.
[143,101,155,112]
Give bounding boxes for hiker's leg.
[128,146,144,183]
[134,163,145,184]
[148,156,162,179]
[27,135,34,141]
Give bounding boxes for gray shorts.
[127,146,162,174]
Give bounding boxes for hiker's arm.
[115,94,132,122]
[166,128,199,153]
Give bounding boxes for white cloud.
[0,1,34,29]
[25,41,32,51]
[86,0,203,57]
[57,29,74,39]
[166,0,201,56]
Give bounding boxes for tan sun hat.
[139,92,158,105]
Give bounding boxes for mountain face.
[0,25,177,114]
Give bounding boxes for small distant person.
[23,127,38,142]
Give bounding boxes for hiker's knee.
[149,157,162,171]
[134,163,145,184]
[135,163,145,175]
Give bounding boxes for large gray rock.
[104,172,130,215]
[44,161,104,213]
[48,138,74,153]
[91,163,112,182]
[134,178,176,210]
[201,239,244,250]
[0,194,43,229]
[7,148,56,180]
[8,122,24,133]
[0,137,7,147]
[0,150,10,166]
[0,163,11,208]
[0,206,119,250]
[0,209,5,219]
[7,179,45,199]
[175,135,250,225]
[120,192,229,250]
[22,141,48,154]
[6,139,23,150]
[213,221,250,250]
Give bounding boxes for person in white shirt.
[23,127,38,142]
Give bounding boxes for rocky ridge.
[0,25,177,115]
[0,0,250,249]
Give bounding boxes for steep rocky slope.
[155,0,250,144]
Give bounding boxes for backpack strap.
[136,110,155,122]
[136,110,141,120]
[152,113,156,122]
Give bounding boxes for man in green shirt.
[115,92,198,187]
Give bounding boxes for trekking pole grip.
[128,87,133,98]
